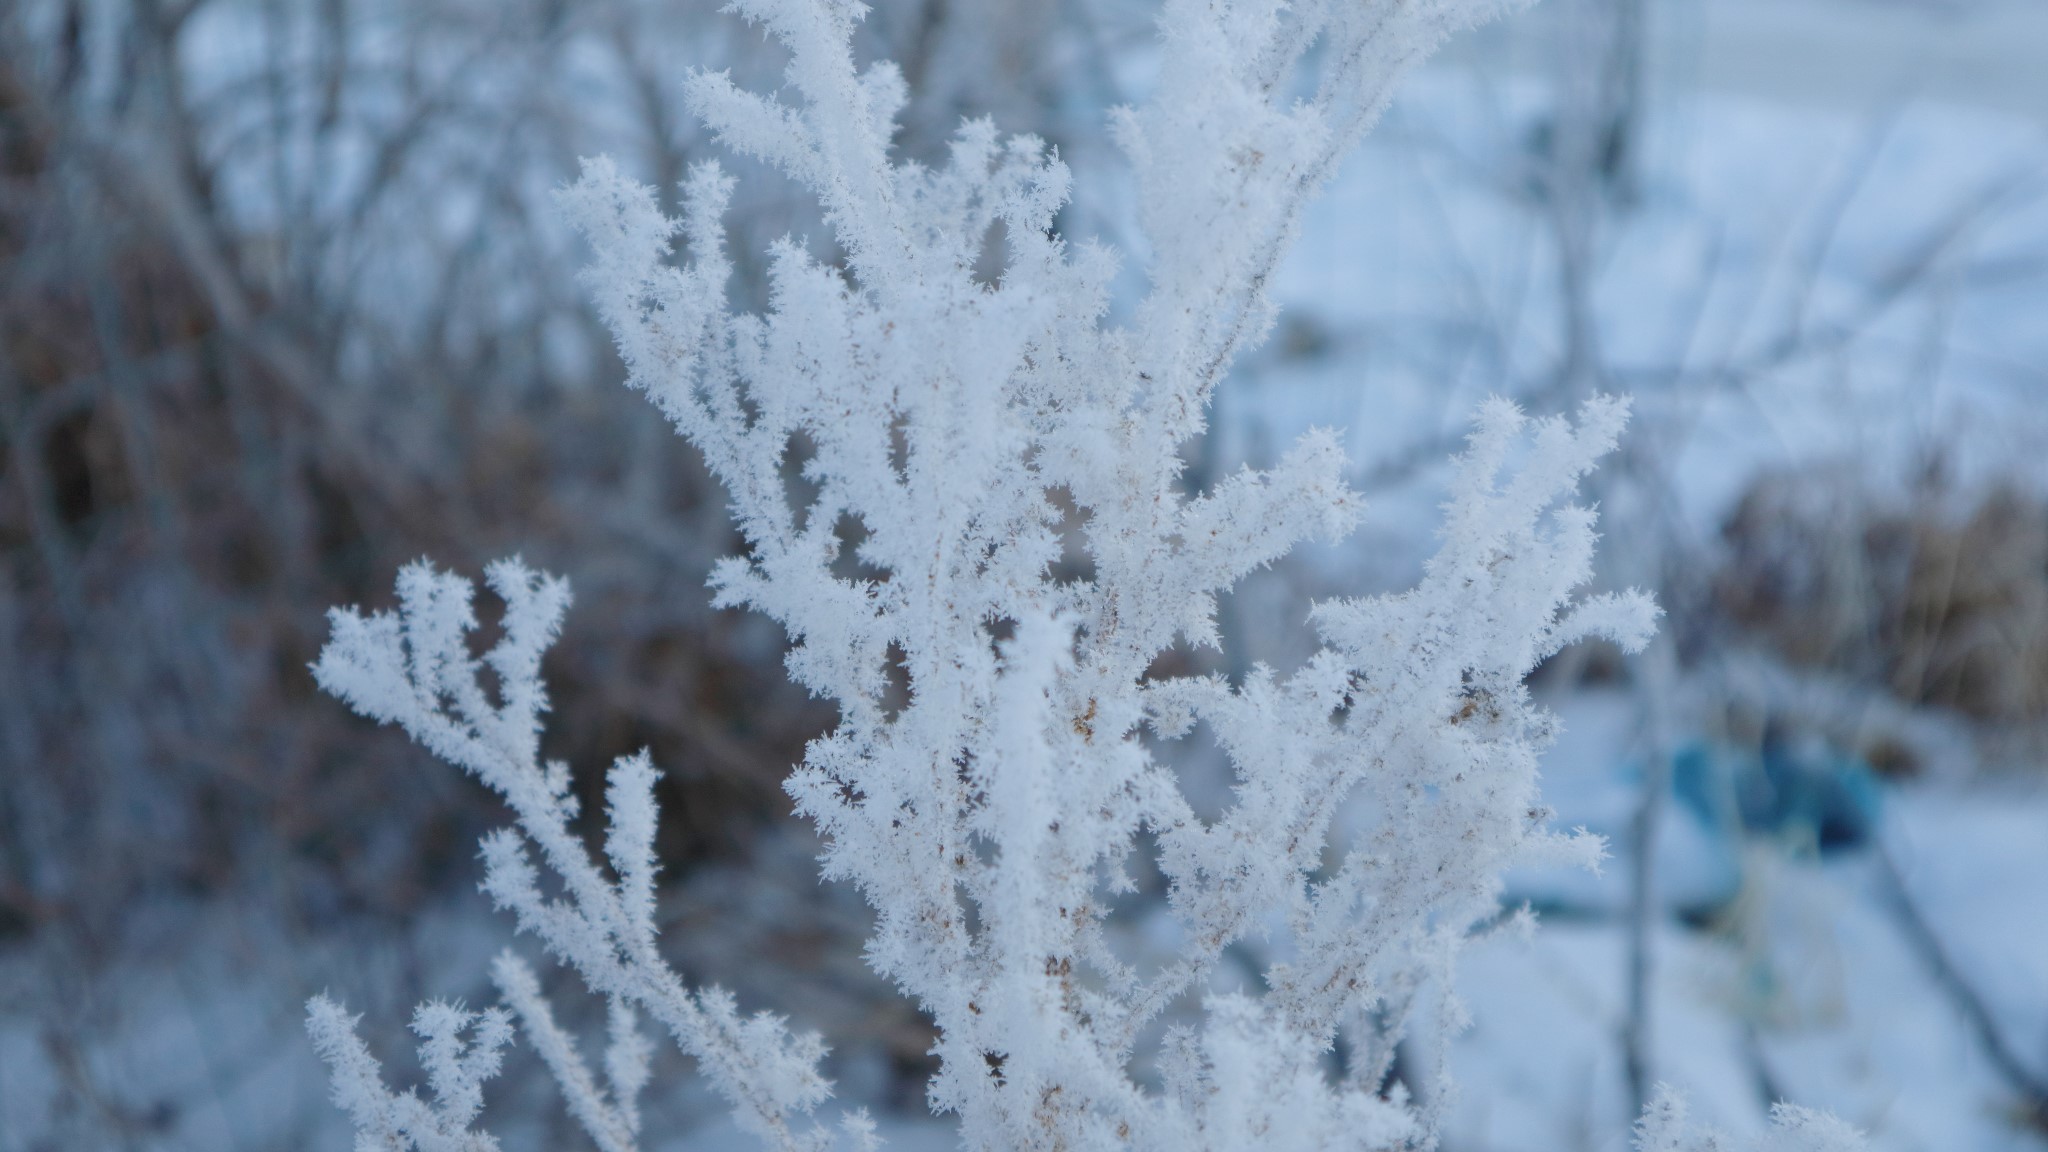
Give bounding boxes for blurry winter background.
[1,0,2044,1149]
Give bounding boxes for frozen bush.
[307,2,1862,1150]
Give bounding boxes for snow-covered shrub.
[306,1,1863,1149]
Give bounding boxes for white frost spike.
[305,995,511,1152]
[606,751,663,957]
[311,0,1865,1150]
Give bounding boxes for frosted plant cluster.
[306,1,1863,1150]
[1632,1086,1869,1152]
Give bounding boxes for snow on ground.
[1443,922,1762,1152]
[1444,784,2048,1152]
[1884,786,2048,1090]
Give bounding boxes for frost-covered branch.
[306,997,513,1152]
[313,560,839,1152]
[309,1,1865,1150]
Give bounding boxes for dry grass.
[1718,468,2048,729]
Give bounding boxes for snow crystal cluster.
[1632,1086,1869,1152]
[306,1,1863,1150]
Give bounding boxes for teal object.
[1670,731,1882,852]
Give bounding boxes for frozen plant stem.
[305,2,1864,1151]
